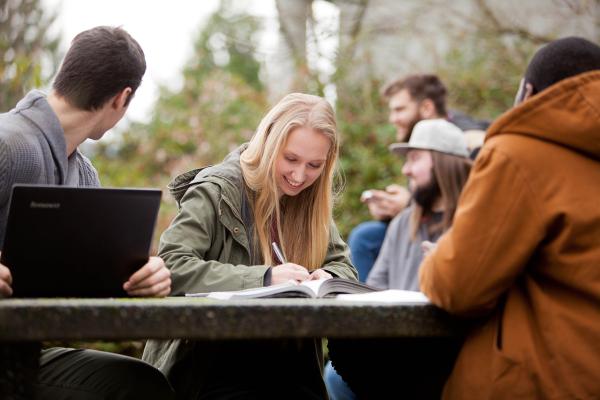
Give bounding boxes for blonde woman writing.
[143,93,358,399]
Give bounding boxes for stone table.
[0,297,465,399]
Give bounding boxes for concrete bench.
[0,297,465,399]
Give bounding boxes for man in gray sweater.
[0,27,174,399]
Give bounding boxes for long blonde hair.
[240,93,339,270]
[410,151,472,240]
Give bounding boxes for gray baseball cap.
[389,119,469,158]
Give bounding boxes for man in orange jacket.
[420,37,600,399]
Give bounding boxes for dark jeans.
[194,339,327,400]
[36,347,175,400]
[328,337,463,399]
[347,221,388,282]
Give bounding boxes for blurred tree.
[330,0,598,237]
[0,0,60,111]
[381,0,597,119]
[433,0,547,119]
[274,0,317,94]
[92,0,268,251]
[94,0,598,244]
[438,34,537,120]
[332,0,406,237]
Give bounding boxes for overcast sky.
[41,0,278,126]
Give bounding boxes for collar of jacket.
[167,144,254,256]
[168,143,248,205]
[486,70,600,160]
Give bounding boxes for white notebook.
[336,289,430,304]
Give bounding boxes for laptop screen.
[0,185,161,297]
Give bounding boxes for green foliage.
[92,3,268,250]
[0,0,60,111]
[438,33,537,120]
[334,78,405,237]
[189,1,263,92]
[90,1,547,247]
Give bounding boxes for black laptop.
[0,185,161,297]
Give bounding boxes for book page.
[312,277,378,297]
[186,280,301,299]
[336,289,430,304]
[299,278,328,296]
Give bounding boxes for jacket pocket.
[490,313,536,399]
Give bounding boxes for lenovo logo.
[30,201,61,209]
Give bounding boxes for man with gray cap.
[349,74,487,283]
[325,118,472,400]
[367,118,471,290]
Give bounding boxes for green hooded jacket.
[143,145,357,398]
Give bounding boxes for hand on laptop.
[123,256,171,297]
[0,255,13,297]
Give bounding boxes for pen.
[271,242,287,264]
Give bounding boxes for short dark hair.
[525,36,600,95]
[53,26,146,111]
[382,74,447,116]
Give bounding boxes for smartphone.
[360,190,374,201]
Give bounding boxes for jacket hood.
[486,70,600,160]
[168,144,247,204]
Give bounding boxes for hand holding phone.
[360,190,374,202]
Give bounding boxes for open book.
[185,278,378,299]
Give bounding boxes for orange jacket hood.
[486,70,600,160]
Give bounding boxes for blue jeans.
[324,361,356,400]
[347,220,388,282]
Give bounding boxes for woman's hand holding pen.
[271,263,310,285]
[309,269,332,280]
[269,242,329,283]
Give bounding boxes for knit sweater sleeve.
[0,137,35,245]
[0,140,9,245]
[0,136,40,208]
[0,137,14,210]
[76,152,101,187]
